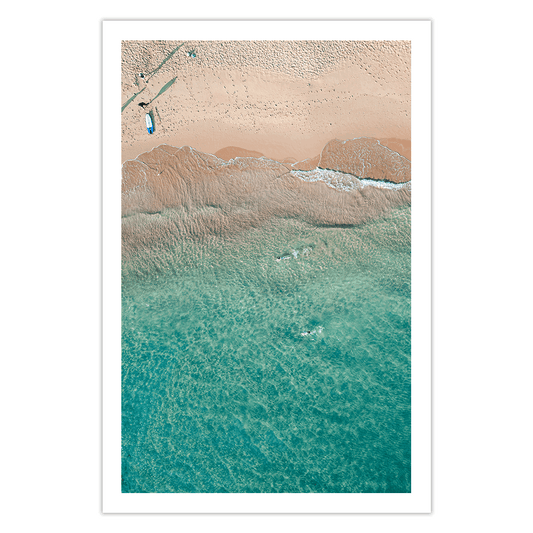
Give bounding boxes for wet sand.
[121,40,410,163]
[121,141,411,265]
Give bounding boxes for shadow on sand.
[121,87,146,113]
[149,77,177,105]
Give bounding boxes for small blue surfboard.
[145,113,154,134]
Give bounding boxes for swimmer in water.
[301,327,323,337]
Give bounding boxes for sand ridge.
[121,40,410,163]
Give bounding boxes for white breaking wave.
[290,168,411,192]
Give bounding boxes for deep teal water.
[122,206,411,493]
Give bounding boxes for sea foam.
[291,168,411,192]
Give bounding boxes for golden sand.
[121,40,410,163]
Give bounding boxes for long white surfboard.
[145,113,154,134]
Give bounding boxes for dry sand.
[121,40,410,163]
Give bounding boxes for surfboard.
[145,113,154,134]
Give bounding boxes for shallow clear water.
[122,206,411,493]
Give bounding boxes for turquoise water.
[121,206,411,493]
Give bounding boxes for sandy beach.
[121,40,410,163]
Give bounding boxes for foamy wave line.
[291,169,411,192]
